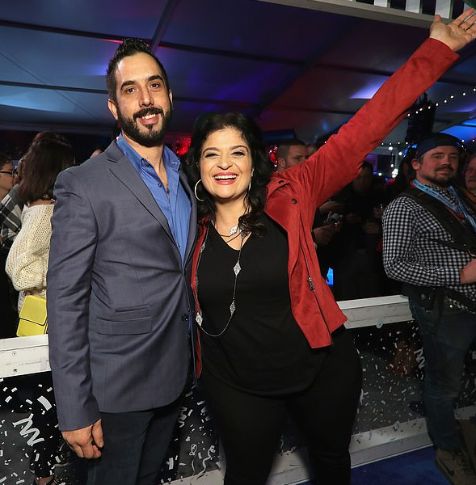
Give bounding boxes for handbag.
[17,294,48,337]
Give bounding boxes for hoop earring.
[194,179,205,202]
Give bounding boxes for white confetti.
[37,395,52,411]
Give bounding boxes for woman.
[185,13,476,485]
[6,135,74,485]
[463,152,476,197]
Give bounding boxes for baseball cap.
[415,133,463,158]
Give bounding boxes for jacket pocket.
[94,305,152,335]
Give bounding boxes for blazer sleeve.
[47,168,100,431]
[280,38,458,224]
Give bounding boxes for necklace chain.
[195,224,244,338]
[215,222,239,237]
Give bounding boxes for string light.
[380,137,476,149]
[406,86,476,117]
[383,86,476,148]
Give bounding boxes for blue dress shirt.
[116,134,191,264]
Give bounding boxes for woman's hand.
[430,8,476,52]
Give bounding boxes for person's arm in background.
[6,204,52,294]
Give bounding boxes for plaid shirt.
[0,185,22,250]
[382,186,476,312]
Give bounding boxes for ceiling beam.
[0,19,135,42]
[312,62,476,87]
[158,41,302,66]
[0,120,114,136]
[150,0,182,51]
[0,80,106,95]
[0,79,468,122]
[0,80,256,108]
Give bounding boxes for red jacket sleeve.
[278,38,458,225]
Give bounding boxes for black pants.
[201,329,362,485]
[86,397,182,485]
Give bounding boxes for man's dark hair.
[106,38,170,100]
[185,112,273,236]
[19,136,74,203]
[276,139,306,160]
[361,161,373,173]
[0,152,10,171]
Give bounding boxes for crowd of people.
[0,9,475,485]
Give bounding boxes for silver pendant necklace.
[195,224,244,338]
[214,222,239,238]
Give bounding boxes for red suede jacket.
[191,39,457,374]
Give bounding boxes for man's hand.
[313,223,341,246]
[430,8,476,52]
[62,419,104,459]
[319,200,344,216]
[460,259,476,284]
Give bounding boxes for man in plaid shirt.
[0,155,21,338]
[383,133,476,485]
[0,184,22,250]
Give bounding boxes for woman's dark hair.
[185,112,273,236]
[19,136,74,204]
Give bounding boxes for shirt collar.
[116,133,181,173]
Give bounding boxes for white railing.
[0,295,412,379]
[260,0,465,27]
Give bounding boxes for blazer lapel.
[105,143,175,242]
[181,170,197,264]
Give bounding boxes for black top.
[197,213,328,395]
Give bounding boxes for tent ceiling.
[1,0,476,145]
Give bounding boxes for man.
[276,139,341,276]
[0,153,20,338]
[47,39,196,485]
[0,154,15,202]
[332,161,388,300]
[275,138,344,246]
[275,139,307,170]
[383,133,476,485]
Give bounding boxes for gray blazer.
[47,141,197,431]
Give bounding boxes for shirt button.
[181,313,189,322]
[291,198,297,204]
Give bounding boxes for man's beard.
[427,168,456,188]
[117,106,172,148]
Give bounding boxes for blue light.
[326,267,334,286]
